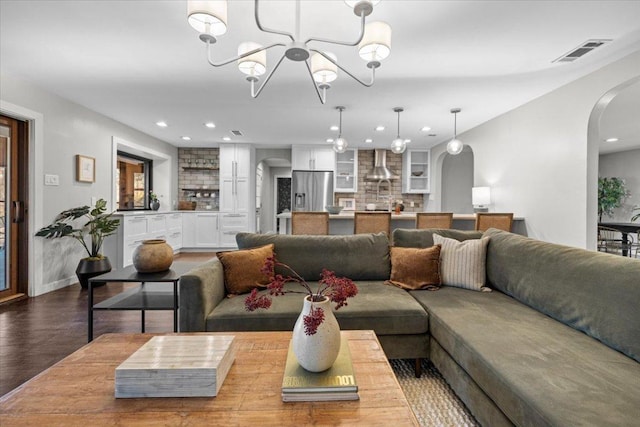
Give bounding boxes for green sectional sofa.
[179,229,640,427]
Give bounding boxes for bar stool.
[354,212,391,236]
[416,212,453,229]
[291,212,329,235]
[475,213,514,232]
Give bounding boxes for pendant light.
[333,106,348,154]
[447,108,464,155]
[390,107,406,154]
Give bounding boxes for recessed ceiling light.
[330,125,339,131]
[222,136,231,141]
[375,125,385,132]
[404,139,411,143]
[365,138,373,143]
[204,122,216,128]
[181,136,191,141]
[420,126,431,132]
[605,137,619,143]
[326,138,334,143]
[156,121,168,128]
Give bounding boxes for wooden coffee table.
[0,330,418,426]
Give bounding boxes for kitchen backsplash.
[334,149,423,211]
[178,148,220,210]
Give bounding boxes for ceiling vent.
[231,130,243,136]
[553,39,611,63]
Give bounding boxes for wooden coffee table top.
[0,330,418,426]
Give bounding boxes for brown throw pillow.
[386,245,441,290]
[216,244,275,296]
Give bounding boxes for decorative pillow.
[216,244,275,296]
[433,234,491,292]
[386,245,441,290]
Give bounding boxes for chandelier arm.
[249,53,288,98]
[303,59,327,104]
[206,41,285,67]
[310,49,376,87]
[304,11,366,47]
[255,0,295,42]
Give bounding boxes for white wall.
[599,148,640,222]
[441,146,474,214]
[430,50,640,248]
[1,73,178,296]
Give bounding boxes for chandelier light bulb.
[391,138,406,154]
[333,137,348,153]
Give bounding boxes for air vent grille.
[553,39,611,63]
[231,130,243,136]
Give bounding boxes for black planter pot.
[150,200,160,211]
[76,257,112,289]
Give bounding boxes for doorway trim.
[0,100,44,296]
[273,174,291,233]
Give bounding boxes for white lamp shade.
[333,138,348,153]
[390,138,406,154]
[311,52,338,83]
[187,0,228,36]
[359,21,391,62]
[237,42,267,76]
[446,138,464,155]
[344,0,381,8]
[472,187,491,206]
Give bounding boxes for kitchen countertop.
[114,210,220,215]
[276,212,505,220]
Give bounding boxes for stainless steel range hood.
[366,149,399,180]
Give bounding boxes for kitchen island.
[276,212,526,235]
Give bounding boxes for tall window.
[117,152,153,210]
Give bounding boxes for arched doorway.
[441,146,474,214]
[254,150,292,233]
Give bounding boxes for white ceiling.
[1,0,640,151]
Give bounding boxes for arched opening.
[254,150,291,233]
[437,145,474,214]
[586,76,640,249]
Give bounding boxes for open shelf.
[182,167,219,171]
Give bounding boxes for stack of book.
[115,335,236,398]
[281,336,359,402]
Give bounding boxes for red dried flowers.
[245,255,358,335]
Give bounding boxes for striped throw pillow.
[433,234,491,292]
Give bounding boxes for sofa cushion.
[206,281,429,336]
[484,228,640,363]
[393,228,483,248]
[236,232,391,281]
[387,245,441,290]
[216,244,274,295]
[433,234,491,292]
[412,286,640,427]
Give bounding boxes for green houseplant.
[36,198,120,288]
[598,177,629,222]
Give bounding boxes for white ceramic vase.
[292,295,341,372]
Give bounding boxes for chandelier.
[187,0,392,104]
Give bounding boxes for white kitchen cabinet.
[181,212,196,247]
[402,149,431,194]
[194,213,219,247]
[292,146,335,171]
[219,144,254,240]
[219,212,249,248]
[220,144,252,178]
[335,149,358,193]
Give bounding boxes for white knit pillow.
[433,234,491,292]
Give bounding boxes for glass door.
[0,115,28,301]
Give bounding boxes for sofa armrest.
[179,258,225,332]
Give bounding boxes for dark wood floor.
[0,253,214,397]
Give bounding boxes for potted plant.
[149,190,160,211]
[36,198,120,288]
[598,177,629,222]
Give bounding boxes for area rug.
[391,359,480,427]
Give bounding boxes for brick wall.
[335,149,423,212]
[178,148,220,210]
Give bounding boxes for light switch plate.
[44,174,59,186]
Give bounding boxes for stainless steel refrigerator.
[291,170,334,212]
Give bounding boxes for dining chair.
[475,213,514,232]
[354,212,391,236]
[416,212,454,229]
[291,212,330,235]
[598,226,634,257]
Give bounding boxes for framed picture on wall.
[76,155,95,183]
[338,197,356,211]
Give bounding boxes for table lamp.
[472,187,491,212]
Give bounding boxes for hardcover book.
[281,336,359,402]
